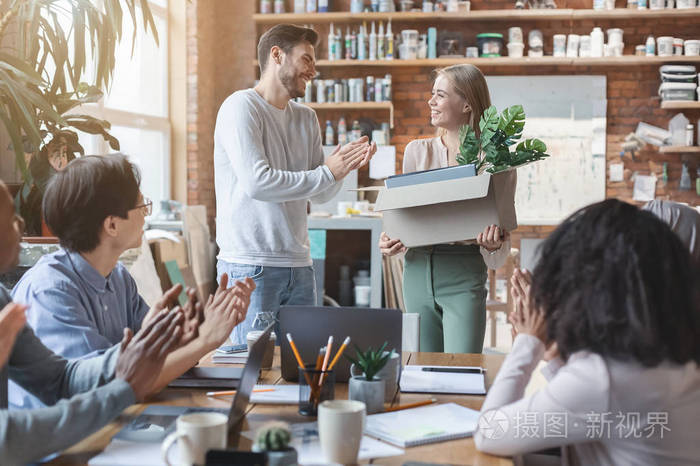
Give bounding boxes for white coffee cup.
[161,412,228,466]
[318,400,366,465]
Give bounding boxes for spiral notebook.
[364,403,480,448]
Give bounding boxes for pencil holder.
[298,364,335,416]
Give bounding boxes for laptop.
[113,323,273,443]
[279,306,402,382]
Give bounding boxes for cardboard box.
[368,169,518,248]
[149,236,188,292]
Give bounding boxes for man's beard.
[278,64,304,99]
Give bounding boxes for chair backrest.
[402,312,420,352]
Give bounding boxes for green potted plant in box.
[346,342,395,414]
[252,422,298,466]
[456,104,550,173]
[0,0,158,235]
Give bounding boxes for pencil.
[318,335,333,387]
[206,388,275,397]
[327,336,351,371]
[385,398,437,412]
[286,333,313,386]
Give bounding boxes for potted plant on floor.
[346,342,394,414]
[252,422,298,466]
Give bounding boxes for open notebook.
[399,365,486,395]
[364,403,480,447]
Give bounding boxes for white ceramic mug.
[350,351,400,402]
[161,412,228,466]
[318,400,366,465]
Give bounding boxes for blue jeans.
[216,261,317,345]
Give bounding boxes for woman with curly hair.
[475,199,700,465]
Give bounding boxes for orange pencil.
[318,336,333,387]
[286,333,313,386]
[206,388,275,397]
[385,398,437,412]
[327,336,351,371]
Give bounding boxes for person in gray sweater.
[214,24,377,344]
[0,179,186,465]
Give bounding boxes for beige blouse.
[402,136,512,270]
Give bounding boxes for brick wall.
[188,0,700,249]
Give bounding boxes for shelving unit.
[255,56,700,68]
[304,101,394,127]
[661,101,700,109]
[659,146,700,153]
[253,7,700,24]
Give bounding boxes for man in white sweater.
[214,24,376,344]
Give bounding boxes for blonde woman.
[380,64,514,353]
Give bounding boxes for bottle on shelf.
[294,0,305,13]
[325,120,335,146]
[369,22,378,60]
[351,0,364,12]
[679,163,691,190]
[350,28,358,59]
[638,0,647,8]
[645,35,655,56]
[386,20,394,60]
[358,22,367,60]
[377,21,385,60]
[366,76,375,101]
[338,117,348,145]
[328,23,337,61]
[371,0,380,12]
[319,0,329,12]
[590,27,604,58]
[274,0,285,13]
[260,0,272,14]
[383,74,392,101]
[335,27,343,60]
[351,120,362,142]
[306,0,317,13]
[374,78,383,102]
[345,26,352,59]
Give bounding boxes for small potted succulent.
[252,422,297,466]
[346,342,394,414]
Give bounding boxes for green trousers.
[402,244,488,353]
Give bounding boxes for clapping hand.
[0,302,27,367]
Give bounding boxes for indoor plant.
[456,104,550,174]
[252,422,298,466]
[0,0,158,234]
[346,342,394,414]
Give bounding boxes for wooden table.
[51,351,512,466]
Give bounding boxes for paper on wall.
[369,145,396,179]
[632,174,657,202]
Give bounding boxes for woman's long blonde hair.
[434,64,491,138]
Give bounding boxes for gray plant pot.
[348,376,385,414]
[252,445,298,466]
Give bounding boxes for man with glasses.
[10,154,255,410]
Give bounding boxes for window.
[78,1,170,213]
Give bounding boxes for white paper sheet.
[399,365,486,395]
[249,384,299,404]
[88,439,170,466]
[369,146,396,179]
[609,163,624,182]
[633,174,657,202]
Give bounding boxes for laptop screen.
[226,323,273,430]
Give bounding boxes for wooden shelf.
[255,56,700,68]
[253,7,700,23]
[661,101,700,109]
[303,101,394,127]
[659,146,700,153]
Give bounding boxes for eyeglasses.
[133,197,153,216]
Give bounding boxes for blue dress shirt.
[9,248,149,409]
